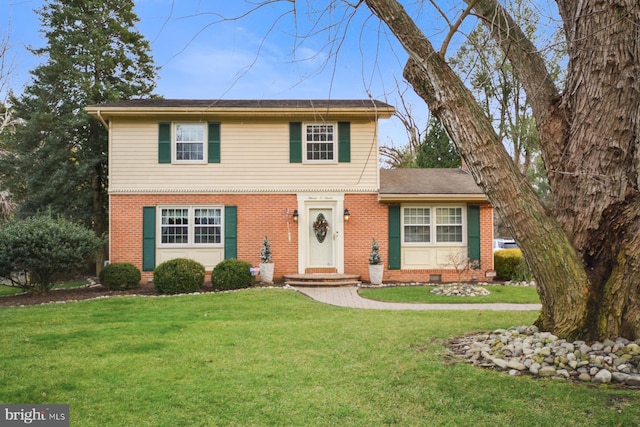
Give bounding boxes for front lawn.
[0,289,636,426]
[359,284,541,304]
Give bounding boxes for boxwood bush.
[153,258,205,295]
[494,249,531,281]
[211,259,253,291]
[99,262,141,290]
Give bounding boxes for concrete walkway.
[294,286,541,311]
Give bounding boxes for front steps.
[283,273,362,287]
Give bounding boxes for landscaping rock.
[450,325,640,387]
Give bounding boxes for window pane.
[436,225,463,242]
[403,207,430,243]
[176,124,204,142]
[436,207,462,225]
[306,124,334,161]
[194,208,222,244]
[405,225,430,243]
[175,124,204,161]
[161,209,189,244]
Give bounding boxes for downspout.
[96,110,109,130]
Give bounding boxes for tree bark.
[361,0,640,340]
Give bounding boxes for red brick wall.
[110,194,493,283]
[110,193,299,281]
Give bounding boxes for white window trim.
[401,204,467,246]
[303,122,338,164]
[173,122,207,164]
[158,205,224,247]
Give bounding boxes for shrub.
[211,259,253,291]
[153,258,205,295]
[494,249,531,281]
[0,215,103,294]
[99,262,141,290]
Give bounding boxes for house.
[86,99,493,283]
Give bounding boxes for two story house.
[86,99,493,283]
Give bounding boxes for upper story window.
[175,123,205,162]
[160,206,222,246]
[403,205,464,244]
[305,123,335,162]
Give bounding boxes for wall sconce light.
[292,209,299,223]
[343,209,350,222]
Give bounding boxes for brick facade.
[111,193,493,283]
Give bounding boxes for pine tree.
[415,117,460,168]
[0,0,157,244]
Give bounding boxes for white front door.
[308,208,335,268]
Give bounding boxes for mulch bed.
[0,282,220,307]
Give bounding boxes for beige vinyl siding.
[109,117,379,192]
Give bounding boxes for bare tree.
[361,0,639,340]
[0,28,17,221]
[380,82,427,168]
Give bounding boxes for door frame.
[296,193,345,274]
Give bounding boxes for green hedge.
[99,262,141,290]
[211,259,253,291]
[153,258,205,294]
[494,249,531,281]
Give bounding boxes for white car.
[493,238,518,251]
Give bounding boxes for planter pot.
[368,264,384,285]
[260,262,275,284]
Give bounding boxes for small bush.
[153,258,205,295]
[494,249,531,281]
[99,262,141,290]
[211,259,253,291]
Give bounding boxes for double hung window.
[305,123,335,162]
[175,124,205,161]
[161,206,222,245]
[403,206,464,244]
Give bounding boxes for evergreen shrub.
[494,249,531,281]
[99,262,141,290]
[153,258,205,294]
[211,259,253,291]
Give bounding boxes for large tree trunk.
[364,0,640,340]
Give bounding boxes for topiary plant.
[99,262,141,290]
[211,259,253,291]
[153,258,205,295]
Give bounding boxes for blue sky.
[4,0,444,148]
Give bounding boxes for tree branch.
[465,0,565,167]
[439,0,478,57]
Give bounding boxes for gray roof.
[87,99,394,110]
[380,168,484,195]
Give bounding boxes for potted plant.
[259,235,274,284]
[368,238,384,285]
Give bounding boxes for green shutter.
[158,123,171,163]
[467,205,481,268]
[224,206,237,259]
[388,205,401,270]
[338,121,351,163]
[289,122,302,163]
[208,122,221,163]
[142,206,156,271]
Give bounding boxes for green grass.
[0,289,637,426]
[359,285,541,304]
[0,280,87,296]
